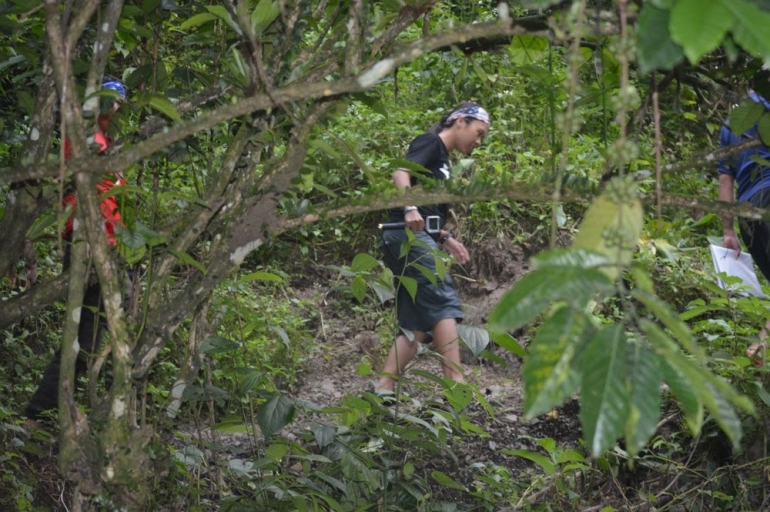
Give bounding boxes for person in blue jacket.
[719,67,770,364]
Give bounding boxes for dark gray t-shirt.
[387,132,450,231]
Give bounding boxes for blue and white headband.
[446,105,490,127]
[102,79,127,99]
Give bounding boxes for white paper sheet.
[709,244,766,298]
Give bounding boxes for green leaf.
[257,394,295,439]
[572,178,643,280]
[489,267,614,332]
[624,344,662,456]
[206,5,240,33]
[201,336,240,354]
[443,382,474,412]
[146,94,181,121]
[580,324,630,456]
[523,307,591,418]
[179,12,218,30]
[642,320,703,433]
[631,289,705,362]
[532,248,612,270]
[757,113,770,145]
[270,325,290,349]
[431,470,466,491]
[490,331,527,358]
[351,275,367,302]
[507,35,549,65]
[251,0,281,35]
[170,251,206,275]
[396,275,417,301]
[266,441,290,462]
[637,5,684,73]
[725,0,770,61]
[670,0,732,64]
[457,324,490,359]
[351,253,380,273]
[238,370,264,397]
[310,424,336,448]
[501,449,555,475]
[241,271,284,283]
[728,99,766,136]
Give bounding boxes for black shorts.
[381,229,463,333]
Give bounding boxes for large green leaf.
[637,4,684,73]
[201,336,240,354]
[351,253,380,273]
[251,0,281,36]
[580,324,629,457]
[457,324,490,359]
[624,343,662,456]
[572,178,643,280]
[728,99,766,136]
[725,0,770,61]
[490,331,527,358]
[758,113,770,145]
[670,0,732,64]
[508,35,549,65]
[489,267,613,332]
[531,248,612,270]
[642,319,752,447]
[522,307,591,418]
[632,289,705,362]
[257,393,295,439]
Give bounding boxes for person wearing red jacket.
[26,78,127,424]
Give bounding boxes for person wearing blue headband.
[376,101,490,400]
[718,67,770,366]
[25,77,129,426]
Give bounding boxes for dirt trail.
[285,239,584,501]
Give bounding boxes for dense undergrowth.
[2,196,770,511]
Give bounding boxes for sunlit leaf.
[581,324,630,456]
[489,267,613,332]
[523,307,592,418]
[257,393,295,439]
[572,178,643,280]
[670,0,731,64]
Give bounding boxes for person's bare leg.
[433,318,465,383]
[376,331,425,393]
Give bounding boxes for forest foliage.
[2,0,770,510]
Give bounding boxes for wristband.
[439,232,453,244]
[404,206,418,213]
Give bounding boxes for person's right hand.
[723,232,742,257]
[404,209,424,233]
